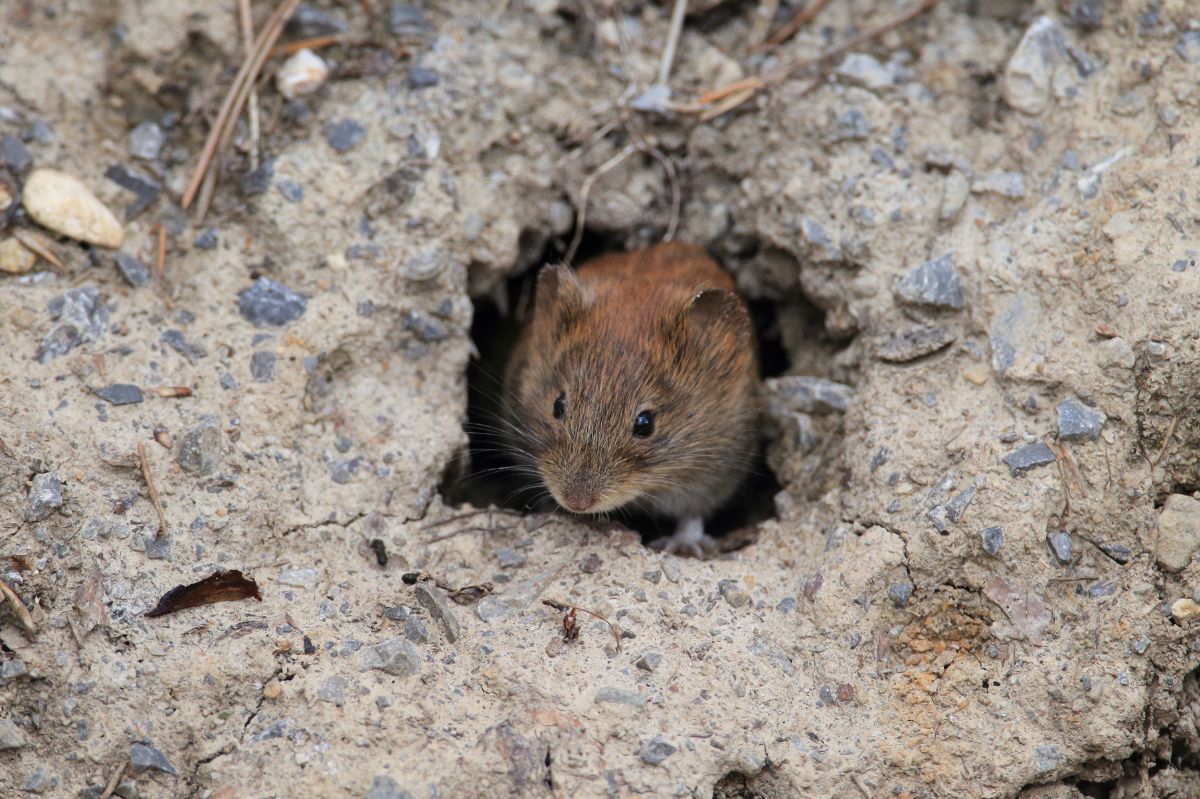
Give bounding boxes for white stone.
[1157,495,1200,573]
[22,168,124,248]
[1003,16,1066,115]
[275,49,328,100]
[0,238,36,274]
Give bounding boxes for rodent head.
[505,263,755,516]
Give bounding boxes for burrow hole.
[442,228,832,547]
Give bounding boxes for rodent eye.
[632,410,655,438]
[553,393,566,420]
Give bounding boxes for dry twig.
[98,760,128,799]
[0,579,36,635]
[565,144,636,265]
[1152,414,1181,470]
[764,0,833,48]
[10,229,63,271]
[237,0,262,172]
[182,0,300,219]
[138,442,170,540]
[657,0,689,86]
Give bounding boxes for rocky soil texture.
[1,0,1199,797]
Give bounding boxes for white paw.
[650,517,718,558]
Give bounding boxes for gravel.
[161,329,206,363]
[475,596,510,623]
[1056,398,1106,441]
[38,286,109,362]
[364,774,414,799]
[408,66,439,89]
[25,472,63,522]
[0,718,27,750]
[1047,532,1073,564]
[1,133,32,173]
[103,162,161,221]
[404,615,428,643]
[361,637,421,676]
[888,581,914,608]
[636,653,662,672]
[1002,442,1056,476]
[250,351,277,382]
[718,579,750,608]
[639,737,677,765]
[877,325,955,362]
[129,742,177,775]
[173,418,222,475]
[414,584,461,643]
[238,278,308,327]
[94,383,144,405]
[765,376,854,415]
[128,122,165,160]
[317,675,347,705]
[114,252,150,287]
[835,53,893,90]
[388,3,431,36]
[325,119,366,153]
[896,253,964,310]
[594,688,645,709]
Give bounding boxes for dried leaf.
[73,568,109,634]
[145,569,262,618]
[984,576,1052,643]
[0,579,36,636]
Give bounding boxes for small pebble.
[1130,635,1151,655]
[1002,442,1056,476]
[0,134,32,173]
[250,351,277,383]
[242,158,274,197]
[834,52,892,90]
[636,653,662,672]
[408,66,439,89]
[475,596,510,623]
[594,688,645,709]
[194,228,218,250]
[103,163,161,221]
[1047,532,1072,564]
[162,329,205,363]
[764,375,854,414]
[22,168,124,247]
[579,553,602,573]
[364,775,411,799]
[174,418,222,474]
[288,4,347,36]
[277,179,304,203]
[0,238,36,274]
[979,523,1008,554]
[494,548,526,569]
[414,584,461,643]
[1171,598,1200,621]
[128,121,165,160]
[278,567,318,589]
[25,472,63,522]
[1096,542,1131,564]
[972,171,1027,199]
[1033,744,1064,773]
[316,675,346,706]
[114,252,150,287]
[361,637,421,676]
[325,119,366,153]
[1177,32,1200,63]
[388,3,431,36]
[896,253,963,310]
[94,383,143,405]
[888,581,913,608]
[238,277,308,327]
[0,718,27,750]
[639,737,677,766]
[1056,398,1105,441]
[129,742,177,776]
[404,615,428,644]
[718,579,749,608]
[276,48,328,99]
[877,325,955,363]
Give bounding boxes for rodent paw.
[650,519,719,559]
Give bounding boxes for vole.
[503,241,761,555]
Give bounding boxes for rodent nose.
[563,485,597,513]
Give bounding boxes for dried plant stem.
[237,0,262,172]
[138,442,170,539]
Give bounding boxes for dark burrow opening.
[442,229,790,546]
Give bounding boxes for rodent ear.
[684,288,752,347]
[534,264,585,325]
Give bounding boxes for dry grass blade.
[237,0,262,172]
[0,579,36,636]
[182,0,301,213]
[10,229,64,271]
[565,144,637,265]
[657,0,689,86]
[138,442,170,539]
[98,760,128,799]
[764,0,833,48]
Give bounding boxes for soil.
[1,1,1198,798]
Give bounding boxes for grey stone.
[414,584,461,643]
[1033,743,1064,773]
[94,383,143,405]
[776,597,796,613]
[636,653,662,672]
[144,536,171,560]
[325,119,366,153]
[1002,442,1056,476]
[1056,398,1106,441]
[403,247,449,281]
[114,252,150,287]
[594,687,645,708]
[940,171,969,221]
[0,133,32,173]
[26,472,63,521]
[800,217,841,262]
[494,548,526,569]
[173,418,222,475]
[1130,635,1151,655]
[1047,532,1073,564]
[316,675,347,705]
[289,4,347,36]
[718,579,749,608]
[972,171,1027,199]
[1096,541,1132,564]
[1,659,29,681]
[1156,494,1200,573]
[1071,0,1102,31]
[161,329,205,363]
[0,718,27,750]
[194,228,218,250]
[639,737,677,765]
[765,375,854,415]
[238,277,308,326]
[889,582,913,608]
[835,53,892,90]
[277,178,304,203]
[831,109,869,142]
[361,637,421,676]
[104,163,161,221]
[896,254,963,310]
[21,767,54,793]
[407,66,439,89]
[1177,32,1200,63]
[241,158,274,196]
[402,311,447,342]
[979,523,1008,554]
[927,505,950,534]
[278,568,318,589]
[384,605,409,621]
[877,325,955,363]
[128,122,165,160]
[1004,16,1067,115]
[250,350,277,382]
[38,286,108,362]
[364,774,414,799]
[129,742,177,775]
[387,3,430,36]
[475,596,510,623]
[403,615,428,644]
[946,486,977,523]
[1088,581,1117,599]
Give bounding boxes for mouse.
[502,241,761,556]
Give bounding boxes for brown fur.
[503,242,761,519]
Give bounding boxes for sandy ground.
[1,0,1199,797]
